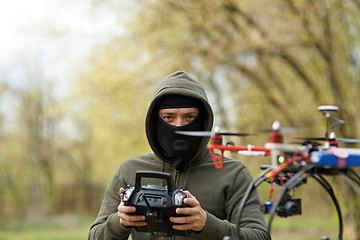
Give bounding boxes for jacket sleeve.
[88,167,132,240]
[196,166,271,240]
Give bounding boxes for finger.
[119,187,125,199]
[122,220,147,227]
[170,215,192,224]
[175,206,193,215]
[172,223,193,231]
[118,201,136,213]
[120,220,147,227]
[118,205,147,227]
[119,212,147,227]
[183,190,193,198]
[171,217,202,231]
[119,211,146,222]
[183,197,198,207]
[170,215,194,231]
[182,191,198,206]
[171,215,205,232]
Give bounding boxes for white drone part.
[329,132,336,139]
[272,120,280,131]
[318,105,339,118]
[214,126,220,133]
[318,105,339,112]
[237,151,266,156]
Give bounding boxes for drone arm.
[208,143,270,169]
[267,164,314,233]
[236,166,272,240]
[266,156,302,181]
[311,174,343,240]
[209,148,224,169]
[338,171,360,195]
[325,116,345,138]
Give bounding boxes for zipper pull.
[174,170,179,184]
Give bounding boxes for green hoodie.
[88,71,271,240]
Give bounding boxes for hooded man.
[88,71,271,240]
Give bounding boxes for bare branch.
[235,64,296,126]
[285,0,330,62]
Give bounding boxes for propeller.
[297,131,360,143]
[335,138,360,143]
[260,121,307,134]
[296,137,360,143]
[175,126,256,137]
[296,132,360,144]
[175,131,255,137]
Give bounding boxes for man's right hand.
[118,187,147,227]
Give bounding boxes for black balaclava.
[154,94,205,171]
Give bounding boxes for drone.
[176,105,360,240]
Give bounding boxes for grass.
[0,214,343,240]
[270,215,339,240]
[0,214,94,240]
[270,214,338,230]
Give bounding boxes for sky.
[0,0,122,93]
[0,0,124,128]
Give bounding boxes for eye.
[162,115,173,121]
[159,113,175,123]
[186,114,197,121]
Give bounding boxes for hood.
[145,71,214,167]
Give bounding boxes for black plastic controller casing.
[122,170,191,237]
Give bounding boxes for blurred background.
[0,0,360,239]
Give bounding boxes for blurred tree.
[16,83,60,217]
[123,0,360,134]
[91,0,360,237]
[0,61,79,218]
[74,41,153,185]
[0,81,9,217]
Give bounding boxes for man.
[88,71,271,240]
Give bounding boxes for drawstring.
[161,161,165,172]
[160,160,191,190]
[183,161,191,189]
[161,161,165,186]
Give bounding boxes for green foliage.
[110,0,360,138]
[0,215,93,240]
[74,42,154,183]
[1,0,360,238]
[90,0,360,237]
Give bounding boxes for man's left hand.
[169,190,207,232]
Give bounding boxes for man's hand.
[118,187,147,227]
[169,190,207,232]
